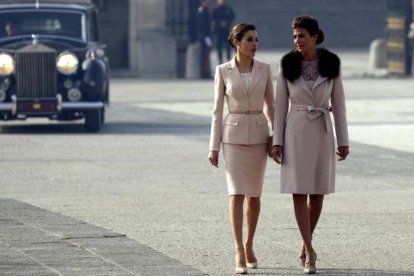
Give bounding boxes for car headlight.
[0,89,6,102]
[0,53,15,76]
[56,52,79,75]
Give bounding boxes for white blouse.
[240,72,252,93]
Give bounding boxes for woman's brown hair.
[292,15,324,45]
[228,23,256,49]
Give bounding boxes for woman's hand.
[271,145,283,164]
[208,150,219,167]
[336,146,349,161]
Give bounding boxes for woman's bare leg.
[245,197,261,263]
[309,194,324,234]
[229,195,246,267]
[300,194,324,252]
[293,194,313,253]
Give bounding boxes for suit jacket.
[209,58,275,151]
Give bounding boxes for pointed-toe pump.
[235,253,248,274]
[246,261,257,269]
[303,251,317,274]
[235,266,248,274]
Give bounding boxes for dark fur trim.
[281,50,302,82]
[318,48,340,79]
[281,48,340,82]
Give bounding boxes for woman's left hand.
[271,145,283,164]
[336,146,349,161]
[208,150,219,167]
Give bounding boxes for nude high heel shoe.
[304,251,317,274]
[245,246,257,269]
[235,254,248,274]
[235,266,248,274]
[246,261,257,269]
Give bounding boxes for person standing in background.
[196,0,213,79]
[212,0,234,64]
[4,20,20,37]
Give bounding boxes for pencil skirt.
[222,143,268,197]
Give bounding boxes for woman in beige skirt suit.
[272,16,349,274]
[208,23,274,274]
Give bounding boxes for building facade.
[95,0,390,77]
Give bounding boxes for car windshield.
[0,10,85,41]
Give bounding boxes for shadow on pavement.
[317,268,414,275]
[249,267,414,275]
[0,121,210,135]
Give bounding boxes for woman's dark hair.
[228,23,256,49]
[292,15,324,45]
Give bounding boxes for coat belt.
[290,104,333,132]
[228,110,263,115]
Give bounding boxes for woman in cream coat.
[208,23,274,274]
[272,16,349,274]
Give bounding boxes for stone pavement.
[0,199,206,276]
[1,49,414,275]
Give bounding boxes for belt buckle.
[245,111,250,114]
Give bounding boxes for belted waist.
[228,110,263,115]
[290,104,333,113]
[290,104,333,132]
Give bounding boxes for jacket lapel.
[297,76,312,94]
[248,60,264,96]
[296,76,315,102]
[227,58,248,96]
[312,75,328,91]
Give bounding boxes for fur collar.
[281,48,340,82]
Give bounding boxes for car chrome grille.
[16,44,57,98]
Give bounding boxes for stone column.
[129,0,176,78]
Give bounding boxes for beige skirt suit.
[209,58,275,197]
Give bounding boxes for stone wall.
[96,0,129,69]
[94,0,389,71]
[224,0,388,48]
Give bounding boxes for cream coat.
[209,58,275,151]
[273,68,349,194]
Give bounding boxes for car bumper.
[0,95,103,115]
[60,101,104,110]
[0,103,13,111]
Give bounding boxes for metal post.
[386,0,413,75]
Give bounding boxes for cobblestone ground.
[1,50,413,275]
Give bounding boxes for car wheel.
[101,107,105,123]
[105,85,110,105]
[85,109,102,132]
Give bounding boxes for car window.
[0,10,86,41]
[90,10,99,42]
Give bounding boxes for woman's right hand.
[271,145,283,164]
[208,150,219,167]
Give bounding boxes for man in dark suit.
[196,0,212,78]
[212,0,234,64]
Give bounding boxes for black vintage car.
[0,0,109,131]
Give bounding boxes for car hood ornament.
[31,34,39,46]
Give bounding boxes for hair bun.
[316,29,325,45]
